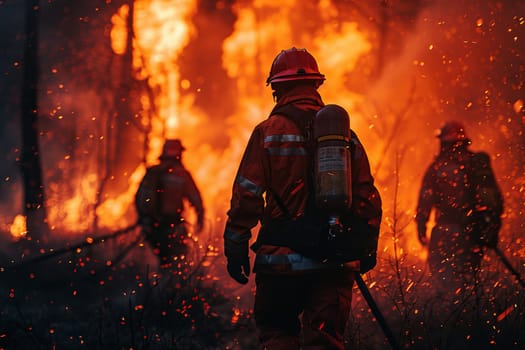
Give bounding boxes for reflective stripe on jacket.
[254,253,361,272]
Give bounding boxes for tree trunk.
[20,0,49,243]
[102,0,142,206]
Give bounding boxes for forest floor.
[0,229,524,349]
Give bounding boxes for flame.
[96,165,146,228]
[9,214,27,238]
[46,171,99,232]
[132,0,197,145]
[110,4,129,55]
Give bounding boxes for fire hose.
[355,273,402,350]
[492,246,525,288]
[7,223,139,271]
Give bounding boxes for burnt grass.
[0,232,524,350]
[0,231,257,350]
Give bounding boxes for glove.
[360,254,376,274]
[417,222,428,246]
[224,239,250,284]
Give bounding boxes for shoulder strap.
[267,104,320,219]
[270,104,318,154]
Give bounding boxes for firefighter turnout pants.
[254,269,354,350]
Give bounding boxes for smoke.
[359,0,525,259]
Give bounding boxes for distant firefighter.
[135,139,205,270]
[416,121,503,291]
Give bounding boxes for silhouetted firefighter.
[223,47,383,349]
[135,139,205,271]
[416,121,504,292]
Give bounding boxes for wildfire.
[1,2,524,348]
[5,1,518,268]
[10,0,425,260]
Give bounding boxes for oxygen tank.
[313,104,352,236]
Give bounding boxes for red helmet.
[266,47,325,85]
[437,121,471,143]
[160,139,185,159]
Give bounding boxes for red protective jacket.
[416,145,503,242]
[224,85,382,273]
[136,159,204,226]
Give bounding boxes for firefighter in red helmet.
[223,47,382,349]
[416,121,503,292]
[136,139,205,271]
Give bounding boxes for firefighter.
[416,121,503,291]
[135,139,205,271]
[223,47,382,349]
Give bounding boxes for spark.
[496,304,516,322]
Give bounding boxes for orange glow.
[513,99,524,114]
[110,4,129,55]
[231,307,241,325]
[96,164,146,229]
[47,172,99,232]
[9,214,27,238]
[132,0,197,148]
